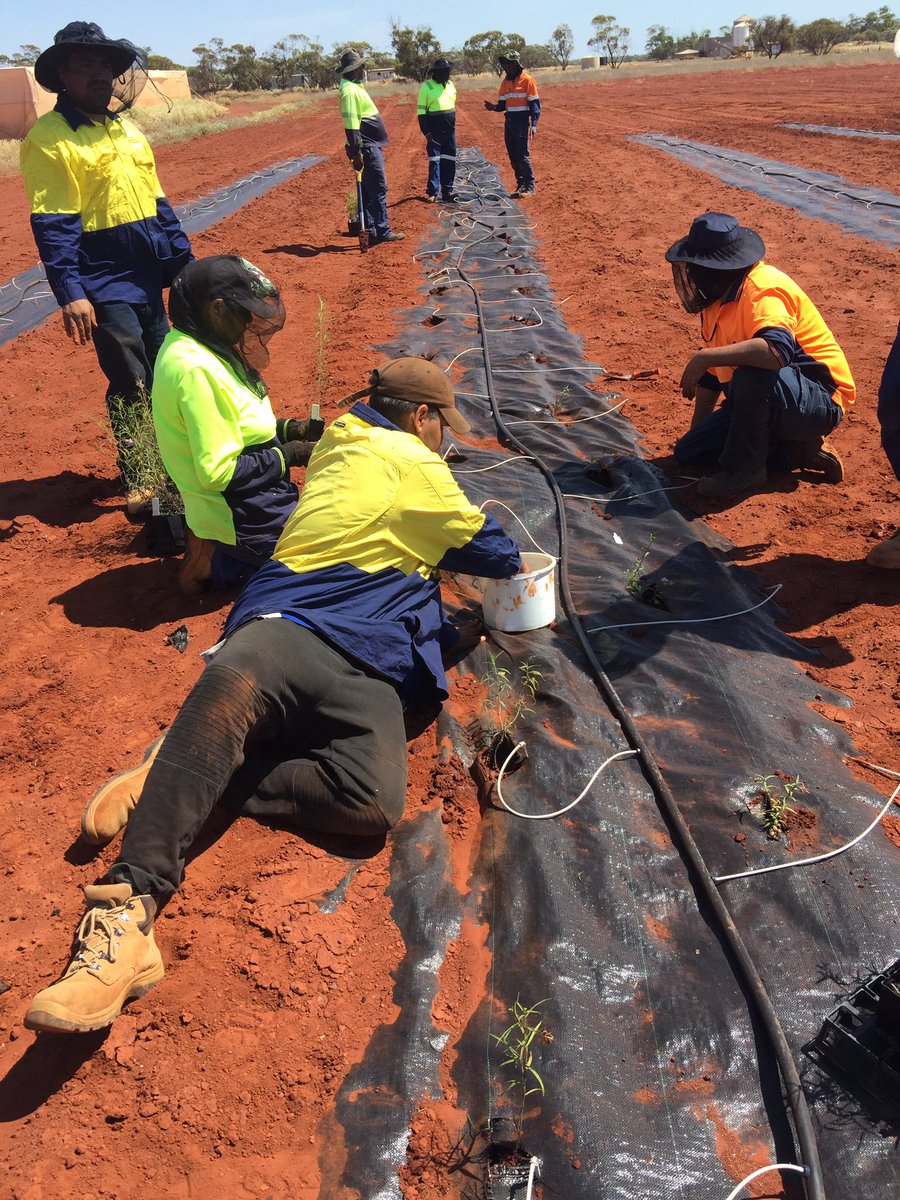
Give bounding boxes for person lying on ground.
[483,49,540,199]
[24,357,522,1035]
[153,255,320,596]
[417,57,458,204]
[21,21,193,516]
[336,48,405,245]
[867,320,900,568]
[666,212,855,499]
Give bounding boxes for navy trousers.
[504,118,534,191]
[878,320,900,479]
[361,143,391,240]
[674,365,842,473]
[92,296,169,485]
[426,131,457,197]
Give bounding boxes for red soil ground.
[0,61,898,1198]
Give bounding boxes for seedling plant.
[752,772,807,839]
[481,652,541,743]
[314,296,330,403]
[104,392,181,514]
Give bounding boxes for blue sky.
[4,2,863,65]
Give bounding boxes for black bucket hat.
[336,48,366,77]
[34,21,141,93]
[431,57,453,73]
[665,212,765,269]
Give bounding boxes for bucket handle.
[479,499,550,557]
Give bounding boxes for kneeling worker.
[25,358,522,1033]
[667,213,854,498]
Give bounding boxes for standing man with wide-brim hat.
[21,21,193,516]
[417,58,458,204]
[666,212,854,498]
[483,49,540,199]
[336,48,404,245]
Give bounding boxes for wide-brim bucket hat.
[336,49,366,77]
[431,57,454,72]
[34,21,141,93]
[497,49,523,65]
[665,212,765,269]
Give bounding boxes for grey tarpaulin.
[316,150,899,1200]
[782,123,900,143]
[0,154,324,349]
[632,134,900,249]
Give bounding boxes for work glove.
[530,126,537,140]
[276,416,325,444]
[351,153,364,172]
[281,441,316,470]
[483,101,496,112]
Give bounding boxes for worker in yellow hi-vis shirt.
[416,58,458,204]
[21,21,193,514]
[335,48,404,245]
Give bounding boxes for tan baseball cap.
[370,357,471,434]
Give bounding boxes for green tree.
[590,14,631,67]
[645,24,676,59]
[264,34,308,88]
[751,15,796,57]
[796,17,845,54]
[0,44,41,66]
[856,6,899,40]
[389,23,441,80]
[524,43,555,67]
[462,30,503,74]
[189,40,225,94]
[146,54,184,71]
[547,23,575,69]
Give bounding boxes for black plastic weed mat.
[0,155,324,348]
[782,123,900,143]
[318,151,899,1200]
[632,134,900,249]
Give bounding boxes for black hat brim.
[665,226,765,269]
[35,41,138,93]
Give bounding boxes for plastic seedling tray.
[146,497,186,557]
[807,959,900,1116]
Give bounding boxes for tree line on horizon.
[0,9,896,90]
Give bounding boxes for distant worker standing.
[666,213,853,499]
[21,21,193,514]
[336,48,404,245]
[483,50,540,198]
[417,58,458,204]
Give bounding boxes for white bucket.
[480,551,557,633]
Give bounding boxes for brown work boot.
[125,486,155,518]
[867,529,900,569]
[81,737,164,845]
[24,884,163,1034]
[788,438,844,483]
[178,528,216,595]
[697,466,767,498]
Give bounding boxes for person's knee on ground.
[179,527,216,595]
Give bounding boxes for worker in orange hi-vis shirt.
[483,49,540,198]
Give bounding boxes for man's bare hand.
[679,352,708,399]
[62,299,96,345]
[351,153,364,172]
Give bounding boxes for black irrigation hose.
[442,160,824,1200]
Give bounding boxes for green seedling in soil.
[752,772,807,839]
[481,653,542,740]
[104,392,181,514]
[626,531,657,596]
[314,296,330,403]
[548,384,572,418]
[346,188,359,221]
[493,997,548,1113]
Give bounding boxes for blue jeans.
[426,132,457,197]
[361,143,391,240]
[675,365,843,473]
[504,118,534,191]
[878,320,900,479]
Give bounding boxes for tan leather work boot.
[24,884,163,1034]
[125,486,155,518]
[81,737,164,845]
[178,528,216,596]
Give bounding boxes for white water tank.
[733,15,754,47]
[581,55,602,69]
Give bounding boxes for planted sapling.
[751,772,808,839]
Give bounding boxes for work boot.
[867,528,900,568]
[441,192,459,203]
[24,884,163,1034]
[81,737,164,845]
[377,231,406,244]
[697,466,768,498]
[425,194,438,204]
[512,188,535,199]
[789,438,844,483]
[178,528,216,595]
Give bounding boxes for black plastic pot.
[348,217,361,235]
[146,497,186,556]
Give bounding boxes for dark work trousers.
[425,131,457,197]
[674,365,843,473]
[361,143,391,240]
[92,296,169,487]
[878,320,900,479]
[504,117,534,191]
[109,618,409,900]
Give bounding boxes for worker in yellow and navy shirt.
[484,49,540,198]
[336,47,404,244]
[25,357,522,1036]
[20,22,193,513]
[667,213,854,499]
[417,58,458,203]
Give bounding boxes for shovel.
[355,167,369,254]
